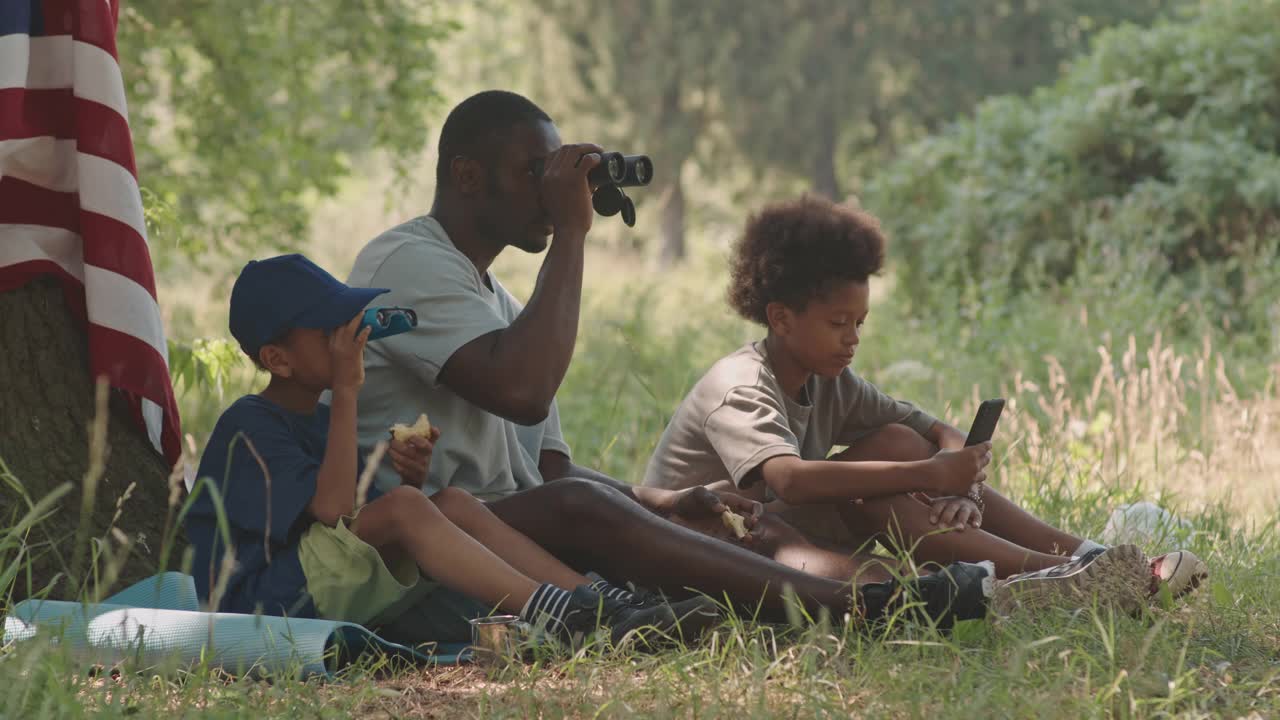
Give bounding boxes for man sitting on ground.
[341,90,1138,633]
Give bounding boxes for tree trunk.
[0,276,179,601]
[658,169,687,268]
[811,108,842,200]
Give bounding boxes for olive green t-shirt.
[642,341,936,498]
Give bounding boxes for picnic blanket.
[1,572,471,678]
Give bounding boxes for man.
[342,90,1128,624]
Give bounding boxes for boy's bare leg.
[837,493,1073,578]
[747,512,901,579]
[485,479,855,614]
[352,485,539,614]
[971,486,1084,557]
[429,486,590,591]
[832,424,1087,575]
[673,511,901,584]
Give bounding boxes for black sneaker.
[660,594,722,642]
[617,583,674,609]
[553,586,720,648]
[584,571,668,608]
[990,544,1150,618]
[856,561,994,629]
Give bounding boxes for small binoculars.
[359,307,417,340]
[531,151,654,228]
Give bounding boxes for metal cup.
[469,615,521,666]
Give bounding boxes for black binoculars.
[531,151,654,228]
[529,152,652,188]
[587,152,653,189]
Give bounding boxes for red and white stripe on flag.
[1,0,182,467]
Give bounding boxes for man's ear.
[258,344,292,378]
[450,155,485,195]
[765,302,793,337]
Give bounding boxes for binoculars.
[359,307,417,340]
[531,151,654,228]
[586,152,653,189]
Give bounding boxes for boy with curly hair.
[644,197,1202,606]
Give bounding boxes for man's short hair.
[435,90,552,189]
[728,196,886,326]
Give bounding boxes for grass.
[4,177,1280,717]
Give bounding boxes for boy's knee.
[430,485,479,512]
[430,486,491,527]
[839,424,936,463]
[860,493,933,538]
[881,424,936,460]
[382,485,440,525]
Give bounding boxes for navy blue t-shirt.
[185,395,382,616]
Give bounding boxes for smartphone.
[964,398,1006,446]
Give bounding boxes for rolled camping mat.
[2,573,470,678]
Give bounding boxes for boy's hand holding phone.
[927,442,991,496]
[924,397,1002,496]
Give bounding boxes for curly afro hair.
[728,196,886,326]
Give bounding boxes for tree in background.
[714,0,1180,203]
[526,0,728,265]
[0,0,450,601]
[867,0,1280,327]
[117,1,451,263]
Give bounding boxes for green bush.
[866,0,1280,320]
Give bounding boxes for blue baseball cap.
[229,254,388,359]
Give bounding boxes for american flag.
[0,0,181,466]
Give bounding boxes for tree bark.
[659,169,687,268]
[0,276,180,601]
[811,107,842,200]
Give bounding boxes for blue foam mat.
[2,573,471,678]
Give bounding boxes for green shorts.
[297,516,428,626]
[296,517,494,644]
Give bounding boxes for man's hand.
[539,142,602,237]
[330,314,371,393]
[388,426,439,489]
[926,441,991,496]
[649,486,764,542]
[929,495,982,531]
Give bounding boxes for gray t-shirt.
[345,216,570,498]
[642,341,936,498]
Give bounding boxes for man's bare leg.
[485,479,854,614]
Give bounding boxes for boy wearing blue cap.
[184,253,718,646]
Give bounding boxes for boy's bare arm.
[309,316,370,526]
[755,442,991,505]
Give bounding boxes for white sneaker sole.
[991,544,1150,618]
[1151,550,1209,598]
